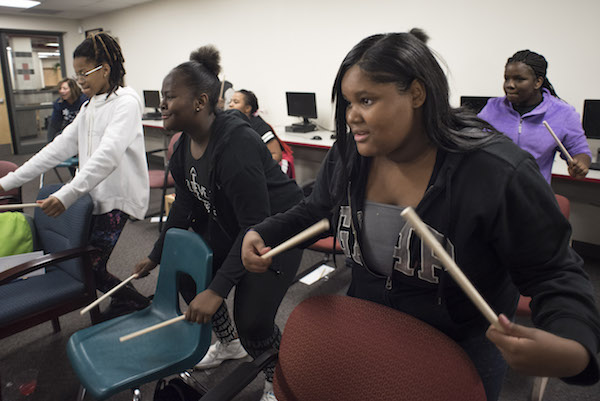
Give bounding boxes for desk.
[551,155,600,246]
[276,128,334,185]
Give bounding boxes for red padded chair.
[148,132,182,231]
[516,193,570,401]
[0,161,21,211]
[201,295,486,401]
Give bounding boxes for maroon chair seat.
[274,295,486,401]
[0,161,21,210]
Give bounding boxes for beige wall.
[78,0,600,129]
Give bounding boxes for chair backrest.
[554,194,570,219]
[153,228,213,317]
[0,161,21,207]
[274,295,486,401]
[34,184,93,282]
[166,132,183,162]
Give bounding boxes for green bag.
[0,212,34,257]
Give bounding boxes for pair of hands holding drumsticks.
[241,225,590,380]
[0,184,65,216]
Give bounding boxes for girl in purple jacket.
[478,50,591,183]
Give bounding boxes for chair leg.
[531,376,548,401]
[75,385,86,401]
[51,317,61,333]
[132,388,142,401]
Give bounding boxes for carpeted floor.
[1,153,600,401]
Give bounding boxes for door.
[0,30,66,154]
[0,64,10,153]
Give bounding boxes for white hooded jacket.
[0,86,149,220]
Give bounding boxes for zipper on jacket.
[517,118,523,145]
[385,276,392,290]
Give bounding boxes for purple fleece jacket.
[478,88,591,183]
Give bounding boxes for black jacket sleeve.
[207,130,283,297]
[494,157,600,384]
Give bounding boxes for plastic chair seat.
[67,228,213,400]
[67,308,203,399]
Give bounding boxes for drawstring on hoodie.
[436,167,453,306]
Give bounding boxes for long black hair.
[506,50,558,98]
[172,45,222,112]
[331,30,501,199]
[73,32,125,97]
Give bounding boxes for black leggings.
[181,247,302,379]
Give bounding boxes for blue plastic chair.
[66,228,213,400]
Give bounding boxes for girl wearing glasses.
[0,32,150,319]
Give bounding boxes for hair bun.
[409,28,429,44]
[189,45,221,76]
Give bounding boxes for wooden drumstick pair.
[0,203,41,211]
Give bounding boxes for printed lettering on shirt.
[186,166,211,214]
[393,224,454,284]
[337,205,363,266]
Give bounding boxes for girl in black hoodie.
[133,45,303,401]
[241,30,600,400]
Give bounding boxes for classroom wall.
[75,0,600,130]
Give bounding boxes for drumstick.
[0,203,41,211]
[80,274,138,315]
[543,121,573,163]
[120,315,186,342]
[261,218,330,260]
[400,207,503,332]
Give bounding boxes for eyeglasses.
[73,65,103,81]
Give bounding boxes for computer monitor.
[286,92,317,132]
[143,90,161,113]
[583,100,600,140]
[460,96,491,114]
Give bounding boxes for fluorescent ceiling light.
[46,43,59,47]
[0,0,41,8]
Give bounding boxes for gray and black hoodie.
[253,134,600,385]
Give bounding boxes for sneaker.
[194,339,248,369]
[260,381,277,401]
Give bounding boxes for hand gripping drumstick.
[80,274,138,315]
[401,207,504,332]
[119,219,331,342]
[0,203,41,211]
[543,120,573,163]
[260,218,330,259]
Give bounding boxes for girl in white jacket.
[0,32,150,318]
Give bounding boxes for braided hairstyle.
[172,45,222,112]
[73,32,125,97]
[506,50,558,98]
[238,89,259,115]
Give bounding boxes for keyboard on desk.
[142,113,161,120]
[590,162,600,171]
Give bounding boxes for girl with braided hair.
[0,32,150,319]
[479,50,591,183]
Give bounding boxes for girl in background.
[47,77,87,142]
[242,31,600,401]
[229,90,295,179]
[0,32,150,318]
[133,45,303,401]
[478,50,591,183]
